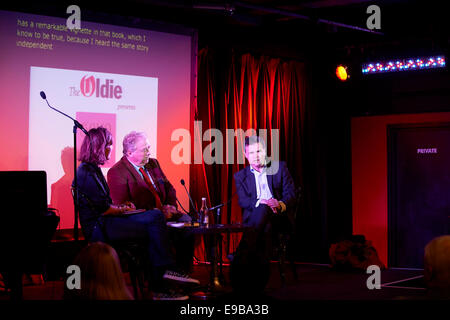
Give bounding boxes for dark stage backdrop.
[191,48,309,261]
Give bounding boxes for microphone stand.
[208,203,225,226]
[40,92,88,241]
[180,179,201,223]
[205,204,225,289]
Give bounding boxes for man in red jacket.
[107,131,196,276]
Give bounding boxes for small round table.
[170,222,249,299]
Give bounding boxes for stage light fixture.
[336,65,348,81]
[362,56,446,74]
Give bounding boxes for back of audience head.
[424,235,450,296]
[65,242,133,300]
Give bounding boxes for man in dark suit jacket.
[107,131,195,274]
[231,135,296,292]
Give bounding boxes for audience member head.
[123,131,150,166]
[66,242,133,300]
[79,127,113,165]
[424,235,450,295]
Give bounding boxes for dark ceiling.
[3,1,449,60]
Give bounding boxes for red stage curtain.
[192,48,307,262]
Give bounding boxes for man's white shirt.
[250,166,273,208]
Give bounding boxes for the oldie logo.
[79,75,123,99]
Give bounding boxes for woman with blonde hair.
[67,242,133,300]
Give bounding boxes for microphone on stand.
[176,198,190,215]
[207,181,244,225]
[40,90,89,241]
[155,177,190,218]
[209,178,244,211]
[40,91,89,136]
[209,202,226,211]
[180,179,200,222]
[208,201,228,226]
